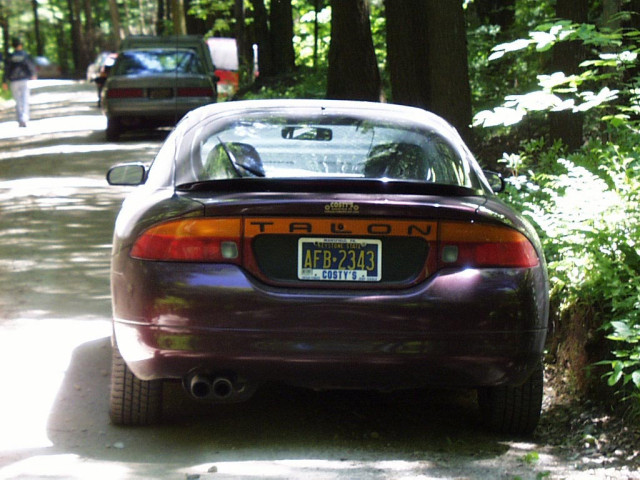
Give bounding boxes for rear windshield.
[170,110,482,189]
[113,49,205,75]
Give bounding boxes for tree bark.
[108,0,123,45]
[172,0,187,35]
[549,0,588,151]
[269,0,295,73]
[249,0,274,77]
[425,0,472,143]
[66,0,82,76]
[235,0,255,87]
[385,0,430,108]
[326,0,381,101]
[0,3,9,61]
[32,0,43,56]
[157,0,166,35]
[386,0,471,143]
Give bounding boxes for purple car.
[106,99,549,433]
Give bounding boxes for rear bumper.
[112,262,548,390]
[104,97,215,120]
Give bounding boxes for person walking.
[2,38,37,127]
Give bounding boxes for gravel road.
[0,80,638,480]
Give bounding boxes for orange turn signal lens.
[439,222,539,268]
[130,218,242,262]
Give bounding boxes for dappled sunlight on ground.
[0,319,111,453]
[0,115,106,140]
[3,79,638,480]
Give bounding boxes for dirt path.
[0,81,638,480]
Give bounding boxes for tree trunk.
[66,0,82,76]
[0,3,9,61]
[157,0,166,35]
[269,0,295,73]
[108,0,123,45]
[600,0,622,30]
[326,0,381,101]
[172,0,187,35]
[249,0,274,77]
[549,0,588,151]
[235,0,254,87]
[32,0,44,56]
[313,0,321,69]
[81,0,95,68]
[386,0,471,143]
[425,0,472,143]
[385,0,430,108]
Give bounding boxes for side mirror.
[107,163,147,186]
[483,170,505,193]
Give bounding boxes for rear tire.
[477,361,543,435]
[109,343,163,426]
[106,117,121,141]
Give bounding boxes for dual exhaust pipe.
[187,374,235,400]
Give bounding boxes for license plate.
[148,88,173,99]
[297,238,381,282]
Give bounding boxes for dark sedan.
[106,99,549,434]
[102,45,217,141]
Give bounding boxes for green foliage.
[189,0,235,36]
[473,21,639,129]
[241,66,327,100]
[472,8,640,404]
[293,3,331,68]
[500,132,640,406]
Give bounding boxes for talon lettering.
[245,218,436,240]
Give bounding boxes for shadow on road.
[37,334,513,479]
[0,80,561,480]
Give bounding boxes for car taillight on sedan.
[106,88,144,98]
[176,87,215,97]
[438,222,539,269]
[130,218,242,263]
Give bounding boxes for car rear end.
[102,47,217,139]
[108,100,549,432]
[112,190,547,390]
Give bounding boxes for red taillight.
[130,218,242,262]
[176,87,214,97]
[438,222,539,269]
[107,88,144,98]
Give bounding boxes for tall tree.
[269,0,295,73]
[549,0,588,150]
[235,0,254,87]
[250,0,274,77]
[31,0,43,56]
[385,1,429,108]
[0,2,9,60]
[172,0,187,34]
[386,0,472,143]
[66,0,82,75]
[326,0,381,101]
[425,0,471,142]
[108,0,123,45]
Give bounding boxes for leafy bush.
[500,133,640,407]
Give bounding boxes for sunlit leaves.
[476,19,634,129]
[487,21,577,60]
[472,86,619,128]
[502,139,640,403]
